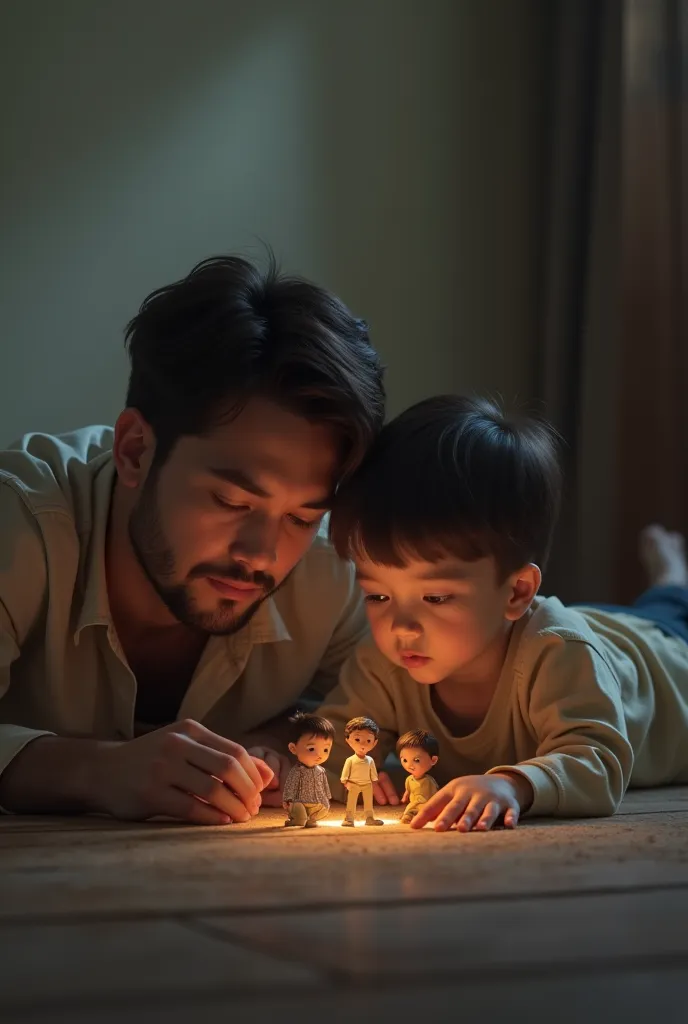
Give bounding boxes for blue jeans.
[578,586,688,646]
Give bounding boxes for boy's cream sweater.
[318,596,688,817]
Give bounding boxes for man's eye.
[364,594,387,604]
[424,595,453,605]
[287,514,320,530]
[211,494,249,512]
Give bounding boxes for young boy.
[282,712,334,827]
[316,394,688,832]
[397,730,440,824]
[340,717,384,826]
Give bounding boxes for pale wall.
[0,0,546,443]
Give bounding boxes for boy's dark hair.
[124,253,385,472]
[344,716,379,739]
[288,710,336,743]
[330,394,562,578]
[396,730,439,758]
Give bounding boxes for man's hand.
[246,746,292,807]
[411,772,533,832]
[372,771,400,806]
[95,720,273,825]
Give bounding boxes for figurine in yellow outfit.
[398,730,439,825]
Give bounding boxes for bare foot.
[639,525,688,587]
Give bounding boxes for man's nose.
[230,513,278,570]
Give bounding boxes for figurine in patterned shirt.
[397,730,439,825]
[340,716,384,826]
[282,711,335,828]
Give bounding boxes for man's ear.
[504,563,541,621]
[113,408,156,489]
[288,742,297,757]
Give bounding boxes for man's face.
[346,729,378,757]
[399,746,438,780]
[289,733,333,767]
[126,397,339,635]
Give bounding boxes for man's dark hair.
[330,394,562,579]
[396,730,439,758]
[289,710,335,743]
[124,253,385,472]
[344,716,379,739]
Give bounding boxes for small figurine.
[397,730,440,825]
[282,711,335,828]
[340,716,384,826]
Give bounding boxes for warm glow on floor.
[317,818,403,827]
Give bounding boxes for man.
[0,254,385,824]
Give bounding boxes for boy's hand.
[246,746,291,807]
[373,771,400,806]
[411,772,533,832]
[341,780,351,791]
[400,788,409,804]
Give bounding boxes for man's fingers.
[378,772,400,807]
[251,755,276,789]
[183,740,260,815]
[247,747,281,789]
[156,787,232,826]
[182,722,265,792]
[372,781,388,805]
[474,800,502,831]
[176,764,255,822]
[410,787,454,829]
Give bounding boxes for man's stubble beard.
[127,470,284,636]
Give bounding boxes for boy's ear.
[430,755,438,766]
[288,742,297,756]
[504,563,541,621]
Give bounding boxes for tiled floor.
[2,789,688,1022]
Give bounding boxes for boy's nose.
[391,616,422,638]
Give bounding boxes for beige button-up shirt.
[0,427,368,781]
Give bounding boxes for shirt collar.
[74,455,116,643]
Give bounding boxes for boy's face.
[399,746,438,779]
[289,733,332,767]
[346,729,378,757]
[355,554,534,686]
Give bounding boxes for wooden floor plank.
[196,887,688,978]
[0,918,322,1015]
[15,968,688,1024]
[2,804,688,922]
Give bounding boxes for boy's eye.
[424,595,453,605]
[414,757,421,763]
[364,594,388,604]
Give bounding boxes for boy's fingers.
[504,805,520,829]
[411,788,453,828]
[436,795,469,832]
[474,800,502,831]
[455,793,486,833]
